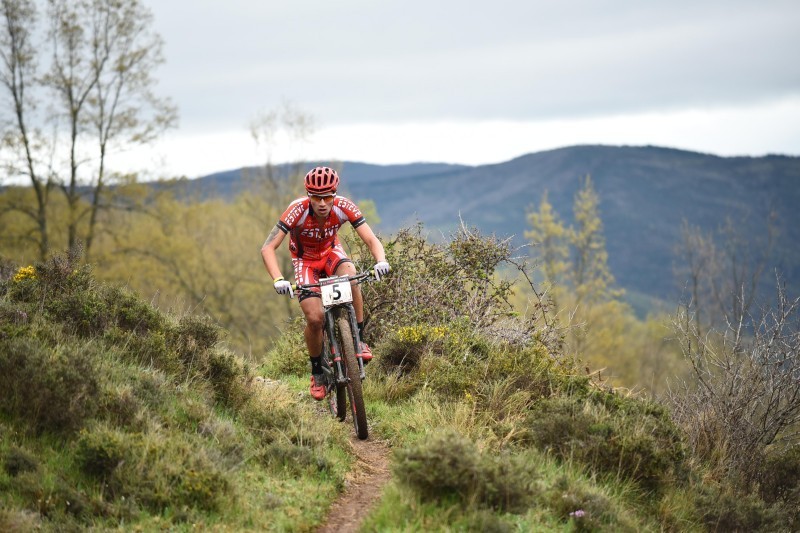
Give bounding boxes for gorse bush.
[103,285,166,335]
[345,223,552,349]
[76,421,229,512]
[393,429,536,512]
[0,336,100,434]
[543,476,614,532]
[2,445,39,477]
[528,390,686,493]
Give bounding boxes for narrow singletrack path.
[316,436,391,533]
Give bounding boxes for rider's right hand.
[273,277,293,297]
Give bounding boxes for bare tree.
[44,0,176,259]
[674,213,777,332]
[1,0,176,260]
[668,276,800,485]
[0,0,52,259]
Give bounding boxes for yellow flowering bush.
[396,325,447,344]
[13,265,36,283]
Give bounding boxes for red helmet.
[304,166,339,196]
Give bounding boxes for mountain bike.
[293,271,373,440]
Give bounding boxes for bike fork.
[324,311,348,385]
[344,305,367,380]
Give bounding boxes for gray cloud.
[146,0,800,129]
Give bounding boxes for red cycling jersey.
[277,195,366,260]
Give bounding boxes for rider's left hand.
[374,261,390,281]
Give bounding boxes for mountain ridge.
[192,144,800,303]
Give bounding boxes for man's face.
[308,193,336,217]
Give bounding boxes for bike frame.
[322,299,366,384]
[292,271,373,439]
[293,271,372,394]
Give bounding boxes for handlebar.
[291,270,376,298]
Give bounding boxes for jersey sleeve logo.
[334,196,363,220]
[281,198,309,228]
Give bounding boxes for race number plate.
[320,276,353,307]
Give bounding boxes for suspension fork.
[344,304,367,380]
[324,307,348,385]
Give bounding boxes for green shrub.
[347,224,543,349]
[0,337,100,433]
[106,327,181,375]
[260,442,331,475]
[76,425,127,478]
[162,314,251,408]
[45,288,110,336]
[2,445,39,477]
[450,509,515,533]
[0,300,31,341]
[542,476,614,532]
[377,324,448,374]
[204,348,252,409]
[0,508,41,532]
[0,256,18,283]
[12,470,92,522]
[76,425,229,513]
[239,389,311,446]
[759,447,800,527]
[393,429,535,512]
[693,484,782,532]
[98,383,142,428]
[528,393,686,493]
[376,321,505,400]
[7,250,93,308]
[168,314,221,362]
[5,264,39,302]
[102,285,166,335]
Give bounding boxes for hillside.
[350,145,800,302]
[193,145,800,303]
[2,233,799,530]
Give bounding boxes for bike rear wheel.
[335,309,368,440]
[323,337,347,421]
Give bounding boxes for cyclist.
[261,166,390,400]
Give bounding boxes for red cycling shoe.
[310,374,326,401]
[358,342,373,364]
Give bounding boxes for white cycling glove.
[374,261,391,281]
[273,277,293,297]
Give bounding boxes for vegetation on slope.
[0,250,353,531]
[2,221,799,531]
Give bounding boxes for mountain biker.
[260,166,390,400]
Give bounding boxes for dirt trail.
[316,436,392,533]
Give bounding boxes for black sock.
[310,356,322,374]
[357,321,364,338]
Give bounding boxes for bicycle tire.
[335,308,368,440]
[332,384,346,421]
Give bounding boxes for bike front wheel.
[335,309,368,440]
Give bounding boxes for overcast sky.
[123,0,800,178]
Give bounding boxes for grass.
[0,256,356,531]
[3,245,797,531]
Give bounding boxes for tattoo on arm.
[264,225,281,246]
